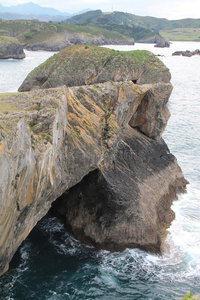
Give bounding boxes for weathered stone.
[154,40,170,48]
[0,80,187,276]
[137,35,170,48]
[0,35,25,59]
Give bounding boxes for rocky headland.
[0,45,187,277]
[23,32,135,52]
[0,35,25,59]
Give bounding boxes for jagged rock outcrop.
[23,32,134,52]
[0,35,25,59]
[154,40,170,48]
[0,47,187,277]
[137,35,170,48]
[18,45,171,92]
[172,49,200,57]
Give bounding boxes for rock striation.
[0,46,187,277]
[18,45,171,92]
[0,35,25,59]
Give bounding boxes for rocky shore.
[0,45,188,277]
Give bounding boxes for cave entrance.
[132,79,138,84]
[49,168,113,248]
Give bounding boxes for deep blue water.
[0,42,200,300]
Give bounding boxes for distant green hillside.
[0,19,133,44]
[66,10,200,41]
[65,10,163,41]
[67,10,200,31]
[160,28,200,41]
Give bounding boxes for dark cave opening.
[132,79,138,84]
[48,168,116,248]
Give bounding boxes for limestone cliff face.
[0,80,187,277]
[18,45,171,92]
[0,35,25,59]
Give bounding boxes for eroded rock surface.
[0,79,187,276]
[0,35,25,59]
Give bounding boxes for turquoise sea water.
[0,42,200,299]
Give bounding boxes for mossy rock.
[18,44,170,91]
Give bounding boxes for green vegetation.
[0,92,20,98]
[0,101,18,114]
[65,10,162,41]
[0,19,132,46]
[0,35,15,42]
[19,44,167,92]
[181,291,195,299]
[66,10,200,41]
[1,12,200,42]
[160,28,200,41]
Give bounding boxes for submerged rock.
[0,35,25,59]
[0,47,187,276]
[18,45,171,92]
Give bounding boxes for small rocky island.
[0,45,187,277]
[172,49,200,57]
[0,35,25,59]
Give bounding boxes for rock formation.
[154,40,170,48]
[0,46,187,277]
[172,49,200,57]
[0,35,25,59]
[136,35,170,48]
[18,45,171,92]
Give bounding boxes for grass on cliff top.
[0,92,20,99]
[0,35,16,42]
[33,45,156,66]
[160,27,200,41]
[0,101,18,114]
[28,44,164,78]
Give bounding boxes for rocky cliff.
[0,35,25,59]
[0,47,187,277]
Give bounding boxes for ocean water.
[0,42,200,299]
